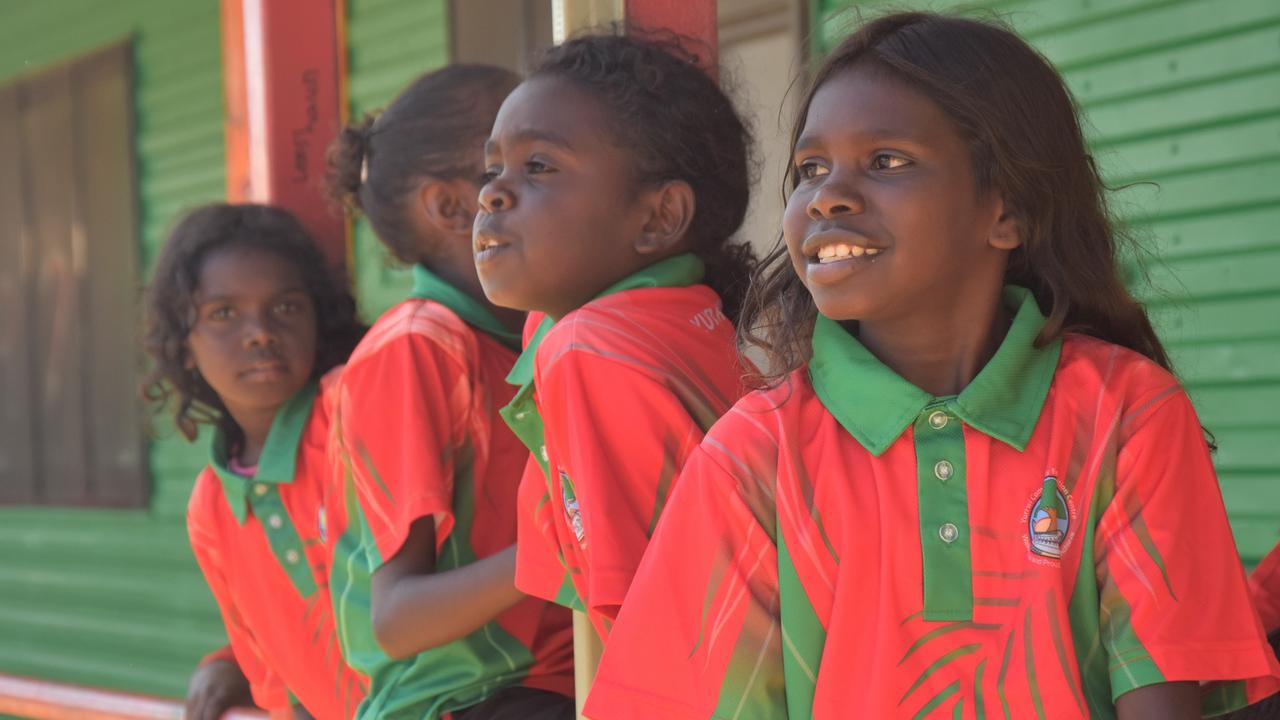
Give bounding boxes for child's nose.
[242,314,279,348]
[477,180,514,213]
[807,175,865,220]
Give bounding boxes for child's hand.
[185,658,253,720]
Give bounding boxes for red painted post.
[221,0,346,270]
[624,0,719,73]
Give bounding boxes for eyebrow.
[485,128,576,156]
[793,127,922,155]
[196,287,308,304]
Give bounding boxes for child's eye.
[871,154,911,170]
[274,300,301,315]
[481,166,501,184]
[796,160,829,180]
[525,160,554,175]
[208,306,234,321]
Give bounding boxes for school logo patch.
[1021,474,1076,564]
[560,471,586,546]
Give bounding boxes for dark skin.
[785,63,1199,718]
[186,245,317,464]
[367,172,535,659]
[183,247,318,719]
[474,75,696,319]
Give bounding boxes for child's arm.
[339,324,517,659]
[185,652,252,720]
[370,517,523,659]
[1114,682,1200,719]
[1101,387,1280,715]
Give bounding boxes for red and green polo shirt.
[505,253,748,639]
[327,265,574,720]
[586,286,1280,719]
[188,373,367,720]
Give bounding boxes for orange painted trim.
[221,0,251,201]
[0,673,267,720]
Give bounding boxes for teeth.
[816,242,880,263]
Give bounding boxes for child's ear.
[987,196,1022,251]
[635,180,696,255]
[415,178,479,236]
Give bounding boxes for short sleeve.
[187,489,291,713]
[514,455,570,602]
[538,350,703,616]
[584,446,786,720]
[336,329,469,566]
[1100,388,1280,706]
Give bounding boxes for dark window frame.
[0,41,149,508]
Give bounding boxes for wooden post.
[220,0,346,270]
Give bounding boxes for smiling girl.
[587,13,1280,720]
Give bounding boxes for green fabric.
[808,287,1062,623]
[776,527,823,719]
[410,264,521,350]
[331,440,539,720]
[913,403,972,621]
[499,253,706,612]
[808,286,1061,456]
[209,382,318,597]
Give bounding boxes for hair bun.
[324,112,377,212]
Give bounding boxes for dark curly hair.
[326,64,520,265]
[531,29,758,323]
[740,11,1173,383]
[141,203,365,443]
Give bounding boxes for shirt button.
[934,460,954,482]
[939,523,959,544]
[928,411,949,429]
[268,514,283,529]
[285,549,299,564]
[253,483,269,497]
[540,445,549,462]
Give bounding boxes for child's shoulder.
[697,373,816,472]
[186,464,226,527]
[540,284,734,370]
[1057,333,1184,403]
[1055,333,1194,436]
[347,297,477,368]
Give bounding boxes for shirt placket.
[247,482,317,598]
[914,401,973,621]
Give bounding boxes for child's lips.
[473,229,513,262]
[240,359,289,379]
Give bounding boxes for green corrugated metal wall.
[347,0,451,320]
[0,0,451,700]
[815,0,1280,565]
[0,0,228,699]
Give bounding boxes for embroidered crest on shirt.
[560,471,586,547]
[1021,474,1076,564]
[318,505,327,545]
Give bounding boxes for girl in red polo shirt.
[324,65,575,720]
[474,33,757,642]
[143,203,366,720]
[587,12,1280,720]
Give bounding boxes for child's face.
[474,76,654,318]
[783,65,1010,325]
[186,244,317,421]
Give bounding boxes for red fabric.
[513,286,747,639]
[588,336,1280,718]
[187,371,366,720]
[331,298,574,694]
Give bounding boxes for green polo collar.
[211,381,317,524]
[410,264,521,350]
[809,286,1061,455]
[505,253,705,386]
